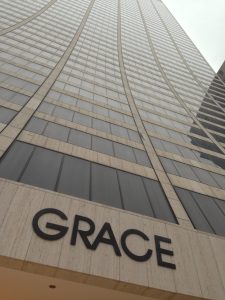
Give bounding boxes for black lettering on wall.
[71,215,95,249]
[32,208,68,241]
[92,222,121,256]
[121,229,152,262]
[155,235,176,269]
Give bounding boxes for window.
[57,156,90,199]
[0,141,176,223]
[0,107,17,124]
[176,187,225,237]
[20,147,62,190]
[91,163,122,208]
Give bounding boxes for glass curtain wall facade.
[0,1,225,298]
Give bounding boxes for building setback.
[0,0,224,299]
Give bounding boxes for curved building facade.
[0,0,224,299]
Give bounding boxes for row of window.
[47,91,134,125]
[0,141,176,222]
[0,50,52,76]
[0,86,29,106]
[0,61,45,84]
[25,117,151,167]
[0,0,48,28]
[38,102,141,143]
[151,137,225,170]
[53,79,128,105]
[49,87,130,112]
[0,71,39,93]
[144,120,208,144]
[0,41,57,69]
[160,157,225,189]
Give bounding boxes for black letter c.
[32,208,68,241]
[121,229,152,262]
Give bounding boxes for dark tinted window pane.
[53,106,73,121]
[160,157,178,175]
[0,141,34,180]
[91,163,122,208]
[215,199,225,215]
[143,179,176,223]
[73,112,92,127]
[21,147,62,190]
[93,118,110,133]
[179,146,197,160]
[57,156,90,199]
[0,107,16,124]
[118,171,153,216]
[23,82,39,93]
[123,115,134,125]
[44,122,70,142]
[93,106,108,116]
[151,137,165,151]
[38,102,55,114]
[210,173,225,189]
[0,87,29,105]
[77,100,92,111]
[192,192,225,236]
[92,136,114,156]
[61,94,77,105]
[68,129,91,149]
[0,87,14,100]
[128,129,141,143]
[114,143,136,163]
[175,188,214,234]
[109,110,123,121]
[134,149,151,167]
[174,161,199,182]
[193,167,219,188]
[25,117,47,134]
[163,141,181,155]
[11,93,29,105]
[111,124,129,139]
[48,91,60,100]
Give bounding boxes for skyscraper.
[0,0,224,299]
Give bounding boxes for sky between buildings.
[162,0,225,72]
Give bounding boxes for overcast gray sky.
[162,0,225,72]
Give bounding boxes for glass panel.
[0,141,34,180]
[193,167,219,188]
[133,149,151,167]
[118,171,154,216]
[68,129,91,149]
[53,106,74,121]
[160,157,178,175]
[128,129,141,143]
[111,124,129,139]
[175,188,214,234]
[192,192,225,236]
[38,102,55,114]
[0,107,16,124]
[114,142,136,163]
[25,117,47,134]
[91,163,122,208]
[44,122,70,142]
[143,178,176,223]
[57,156,90,199]
[92,136,114,156]
[93,118,111,133]
[20,147,62,190]
[73,112,92,127]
